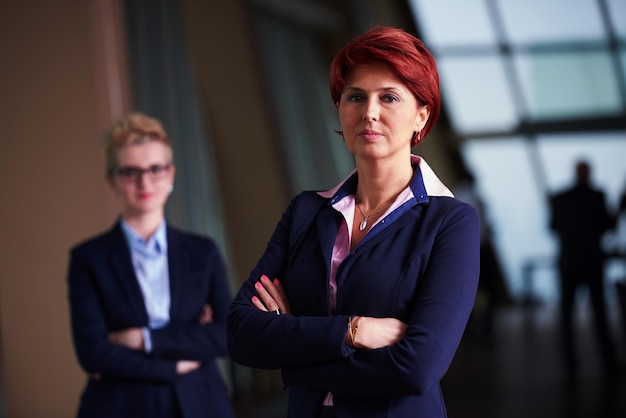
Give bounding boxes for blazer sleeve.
[227,194,354,369]
[150,238,231,362]
[281,202,480,397]
[68,246,178,382]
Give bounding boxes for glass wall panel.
[438,55,519,134]
[411,0,626,304]
[408,0,496,49]
[515,50,622,119]
[537,133,626,303]
[463,132,626,304]
[537,132,626,209]
[462,137,556,302]
[607,0,626,40]
[497,0,605,43]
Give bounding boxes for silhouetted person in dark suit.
[550,160,617,376]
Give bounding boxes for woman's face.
[337,61,430,161]
[109,141,175,218]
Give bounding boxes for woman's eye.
[347,94,364,102]
[150,165,165,175]
[120,168,140,178]
[382,94,399,103]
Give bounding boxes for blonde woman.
[67,112,234,418]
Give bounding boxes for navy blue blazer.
[68,221,234,418]
[228,161,480,418]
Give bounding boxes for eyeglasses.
[111,164,171,183]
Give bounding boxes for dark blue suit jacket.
[68,221,234,418]
[550,183,613,271]
[228,163,480,418]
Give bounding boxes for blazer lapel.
[106,222,149,323]
[316,206,340,275]
[166,226,186,321]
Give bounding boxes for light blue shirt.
[121,219,170,353]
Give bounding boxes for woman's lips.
[359,129,382,140]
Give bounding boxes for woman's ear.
[415,105,430,131]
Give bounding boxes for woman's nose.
[363,99,379,121]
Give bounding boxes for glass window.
[410,0,626,303]
[438,55,519,134]
[537,132,626,209]
[607,0,626,40]
[496,0,605,43]
[462,137,558,302]
[463,133,626,304]
[514,50,623,119]
[408,0,497,49]
[538,133,626,303]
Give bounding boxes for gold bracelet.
[348,316,354,346]
[350,316,363,348]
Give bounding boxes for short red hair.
[330,25,440,140]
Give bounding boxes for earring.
[411,131,421,147]
[167,185,174,194]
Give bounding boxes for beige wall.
[0,0,135,418]
[1,1,127,416]
[0,0,286,416]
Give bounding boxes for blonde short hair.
[104,112,172,175]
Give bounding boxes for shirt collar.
[121,219,168,258]
[317,154,454,203]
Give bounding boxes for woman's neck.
[355,157,413,212]
[122,211,164,240]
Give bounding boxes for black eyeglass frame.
[110,164,172,183]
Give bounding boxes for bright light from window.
[515,51,623,120]
[463,134,626,305]
[497,0,605,43]
[438,56,519,134]
[410,0,626,305]
[408,0,497,49]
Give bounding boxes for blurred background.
[1,0,625,417]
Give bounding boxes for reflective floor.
[233,303,626,418]
[443,304,626,418]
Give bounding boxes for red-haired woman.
[228,26,479,418]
